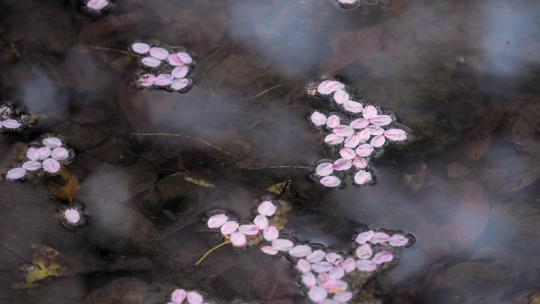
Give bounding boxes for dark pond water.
[1,0,540,303]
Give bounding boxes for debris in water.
[0,103,35,134]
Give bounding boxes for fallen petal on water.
[339,147,356,160]
[370,232,390,244]
[137,74,156,87]
[253,215,268,230]
[352,157,368,169]
[220,221,239,235]
[333,89,349,105]
[307,250,326,263]
[63,208,81,224]
[36,147,52,160]
[22,160,42,172]
[230,232,247,248]
[42,158,61,174]
[333,291,353,303]
[149,47,169,60]
[6,167,26,180]
[260,245,278,255]
[355,230,374,244]
[26,147,40,161]
[176,52,193,65]
[258,200,276,216]
[207,214,228,229]
[317,80,344,95]
[372,251,394,264]
[354,170,372,185]
[355,243,373,259]
[171,65,190,78]
[389,234,410,247]
[333,125,354,137]
[333,158,352,171]
[2,119,21,129]
[302,272,317,288]
[356,259,377,272]
[238,224,259,236]
[324,134,344,145]
[154,74,174,87]
[344,134,361,148]
[171,289,187,304]
[308,286,328,302]
[384,128,408,141]
[362,105,378,119]
[131,42,150,55]
[170,78,191,91]
[296,259,312,272]
[342,258,356,273]
[355,144,374,157]
[86,0,109,10]
[350,118,370,129]
[310,111,327,126]
[343,100,363,113]
[370,115,393,126]
[326,115,341,128]
[370,135,386,148]
[272,239,294,251]
[51,147,70,161]
[263,225,279,241]
[289,245,312,258]
[316,162,334,176]
[366,125,385,136]
[186,291,203,304]
[320,176,341,188]
[141,57,162,68]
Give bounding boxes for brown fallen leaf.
[47,167,80,203]
[464,108,505,160]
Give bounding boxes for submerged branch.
[195,240,231,266]
[87,45,131,55]
[240,165,310,170]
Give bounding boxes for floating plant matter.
[58,203,86,229]
[308,79,409,188]
[130,42,195,94]
[166,288,208,304]
[83,0,113,14]
[0,103,34,133]
[4,135,75,181]
[204,198,412,303]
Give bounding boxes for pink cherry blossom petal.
[302,272,317,288]
[350,118,369,129]
[263,226,279,241]
[329,266,345,279]
[308,286,328,302]
[171,65,190,78]
[370,232,390,244]
[220,221,239,235]
[310,111,327,126]
[352,157,368,169]
[339,147,356,160]
[370,135,386,148]
[366,125,385,136]
[343,100,363,113]
[176,52,193,65]
[131,42,150,55]
[332,158,352,171]
[325,252,343,264]
[137,74,156,87]
[289,245,312,258]
[230,232,247,247]
[355,244,373,259]
[312,261,333,273]
[64,208,81,224]
[86,0,109,10]
[36,147,52,160]
[370,114,393,126]
[357,129,371,142]
[2,119,21,129]
[355,230,374,244]
[149,47,169,60]
[253,215,268,230]
[260,246,278,255]
[258,200,276,216]
[372,251,394,264]
[324,134,344,145]
[389,234,410,247]
[315,162,334,176]
[326,115,341,128]
[22,160,42,172]
[355,144,374,157]
[332,125,354,137]
[207,214,228,229]
[6,167,26,180]
[322,279,348,293]
[334,291,353,303]
[307,250,326,263]
[26,147,40,161]
[362,105,378,119]
[356,259,378,272]
[320,176,341,188]
[342,258,356,273]
[344,134,361,148]
[171,289,187,304]
[154,74,174,86]
[354,170,372,185]
[333,90,349,105]
[239,224,259,236]
[141,57,162,68]
[168,54,185,66]
[317,80,345,95]
[186,291,204,304]
[338,0,358,4]
[271,239,294,251]
[51,147,70,161]
[42,158,61,174]
[296,259,312,272]
[170,78,191,91]
[384,128,408,141]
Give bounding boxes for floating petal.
[389,234,409,247]
[302,272,317,288]
[171,289,187,304]
[370,135,386,148]
[324,134,344,145]
[384,128,407,141]
[207,214,228,229]
[362,105,378,119]
[170,78,191,91]
[258,200,276,216]
[355,144,374,157]
[370,232,390,244]
[2,119,21,129]
[352,157,368,169]
[154,74,174,87]
[260,246,278,255]
[366,125,385,136]
[333,90,349,105]
[22,160,41,172]
[349,118,369,129]
[326,115,340,128]
[230,232,247,247]
[220,221,239,235]
[64,208,81,224]
[131,42,150,55]
[253,215,268,230]
[141,57,161,68]
[370,114,393,126]
[372,251,394,264]
[317,80,345,95]
[271,239,294,251]
[310,111,327,127]
[263,225,279,241]
[6,167,26,180]
[355,230,374,244]
[343,100,363,113]
[355,244,373,259]
[172,65,190,78]
[238,224,259,236]
[289,245,312,258]
[186,291,203,304]
[307,250,326,263]
[42,158,60,174]
[149,47,169,60]
[296,259,312,272]
[308,287,328,302]
[51,147,70,161]
[320,176,341,187]
[344,134,360,148]
[315,162,334,176]
[332,158,352,171]
[354,170,372,185]
[356,259,377,272]
[137,74,156,87]
[332,125,354,137]
[339,148,356,160]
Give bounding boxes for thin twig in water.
[195,240,231,266]
[87,45,131,55]
[131,132,232,156]
[246,84,284,101]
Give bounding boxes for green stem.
[195,240,231,266]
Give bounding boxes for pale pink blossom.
[253,215,269,230]
[238,224,259,236]
[289,245,312,258]
[302,272,317,288]
[389,234,409,247]
[317,80,345,95]
[370,232,390,244]
[207,214,228,229]
[308,286,328,302]
[258,201,276,216]
[355,230,374,244]
[316,162,334,176]
[296,259,312,272]
[310,111,327,126]
[230,232,247,248]
[326,115,341,128]
[372,251,394,264]
[350,117,369,129]
[332,158,352,171]
[343,100,363,113]
[260,246,278,255]
[384,128,407,141]
[272,239,294,251]
[355,144,374,157]
[220,221,239,235]
[131,43,150,55]
[333,90,350,104]
[42,158,61,174]
[6,167,25,180]
[263,226,279,241]
[354,170,372,185]
[186,291,203,304]
[320,176,341,188]
[307,250,326,263]
[339,148,356,160]
[355,244,373,259]
[324,134,344,145]
[362,105,378,119]
[171,289,187,304]
[356,260,377,272]
[149,47,169,60]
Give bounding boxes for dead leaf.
[267,180,291,195]
[47,167,80,203]
[21,245,68,286]
[464,108,505,160]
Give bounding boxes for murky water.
[1,0,540,303]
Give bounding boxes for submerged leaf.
[47,167,80,202]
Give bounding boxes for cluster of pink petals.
[0,103,32,133]
[206,199,279,248]
[5,135,74,181]
[84,0,111,12]
[260,229,411,303]
[310,79,408,188]
[130,42,194,93]
[167,288,209,304]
